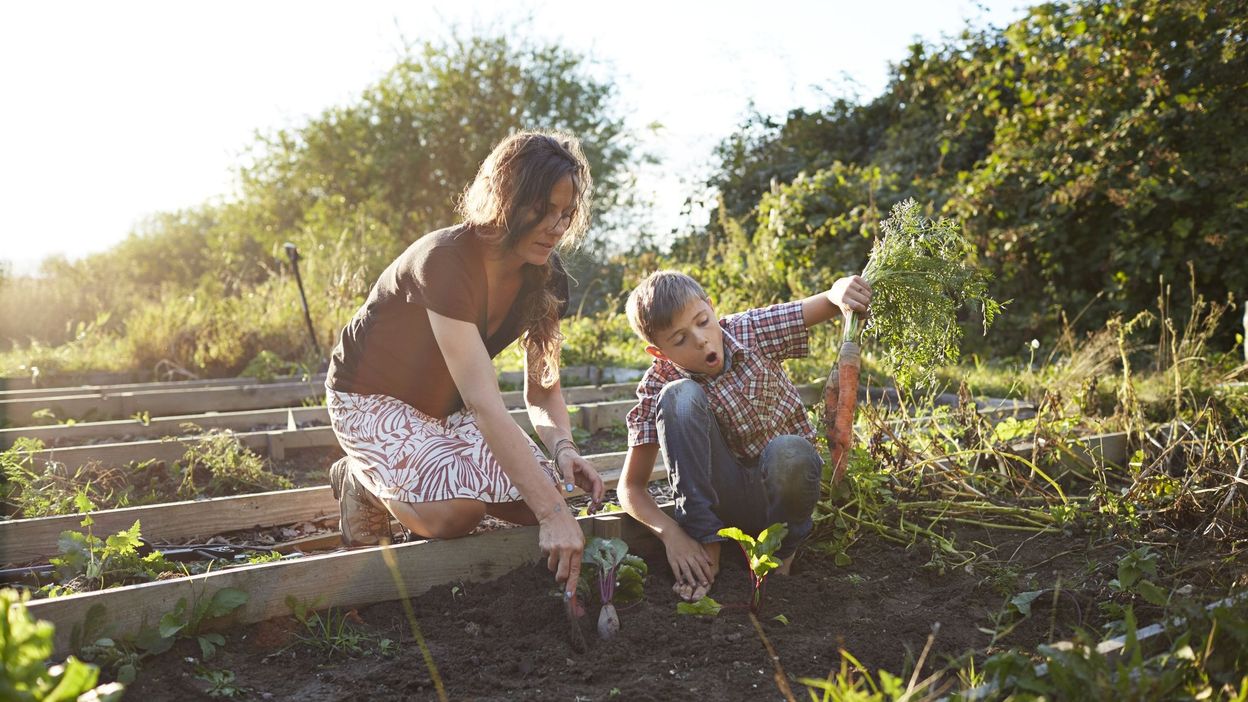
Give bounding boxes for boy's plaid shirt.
[626,301,816,461]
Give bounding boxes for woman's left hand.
[558,453,605,511]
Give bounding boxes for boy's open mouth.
[705,351,719,365]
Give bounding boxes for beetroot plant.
[579,536,647,640]
[719,523,788,614]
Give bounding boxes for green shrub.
[1,588,124,701]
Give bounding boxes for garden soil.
[126,525,1101,701]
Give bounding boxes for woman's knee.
[386,498,485,539]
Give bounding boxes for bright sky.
[0,0,1028,275]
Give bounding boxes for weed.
[174,429,293,498]
[285,596,374,657]
[2,438,83,517]
[70,589,247,686]
[719,523,788,615]
[157,588,249,660]
[46,494,180,594]
[194,667,247,698]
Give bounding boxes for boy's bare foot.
[673,541,721,601]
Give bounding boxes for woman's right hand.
[538,504,585,596]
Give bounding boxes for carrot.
[822,359,839,461]
[828,338,861,485]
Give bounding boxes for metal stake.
[284,243,322,358]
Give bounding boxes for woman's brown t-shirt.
[326,225,569,418]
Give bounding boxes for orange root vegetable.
[827,339,861,485]
[823,360,839,458]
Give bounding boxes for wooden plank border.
[3,393,640,450]
[15,395,642,470]
[24,508,670,656]
[0,452,668,565]
[0,381,637,428]
[0,375,323,400]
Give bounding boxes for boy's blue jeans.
[656,379,821,558]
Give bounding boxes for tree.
[684,0,1248,349]
[232,31,641,287]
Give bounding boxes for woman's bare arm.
[428,310,586,593]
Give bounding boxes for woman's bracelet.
[553,438,579,466]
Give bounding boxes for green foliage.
[719,522,788,613]
[70,589,248,687]
[755,165,899,291]
[985,600,1248,700]
[856,199,1001,388]
[240,349,316,382]
[284,595,380,657]
[157,588,249,660]
[559,307,650,372]
[175,430,293,498]
[798,649,917,701]
[675,596,723,617]
[1,438,84,518]
[1108,546,1169,607]
[690,0,1248,351]
[193,667,247,698]
[578,537,648,607]
[46,495,180,594]
[0,589,124,702]
[1,28,641,376]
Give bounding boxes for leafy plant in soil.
[1,437,84,518]
[155,587,250,660]
[578,536,648,640]
[678,523,789,618]
[826,198,1001,483]
[69,588,249,685]
[1,588,125,701]
[174,429,293,498]
[719,523,788,615]
[285,595,381,656]
[45,493,180,596]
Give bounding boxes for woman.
[325,130,605,597]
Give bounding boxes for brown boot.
[328,457,392,547]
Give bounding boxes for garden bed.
[121,525,1133,701]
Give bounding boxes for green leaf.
[834,551,853,567]
[1010,590,1045,617]
[1135,579,1168,606]
[159,611,187,640]
[200,587,249,623]
[582,536,628,572]
[104,520,144,556]
[117,662,138,684]
[74,492,96,519]
[676,596,723,617]
[198,632,226,660]
[42,656,100,702]
[756,523,789,557]
[716,527,754,547]
[772,614,790,626]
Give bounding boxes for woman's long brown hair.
[456,131,592,388]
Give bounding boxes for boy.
[619,270,871,601]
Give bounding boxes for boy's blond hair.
[625,270,710,345]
